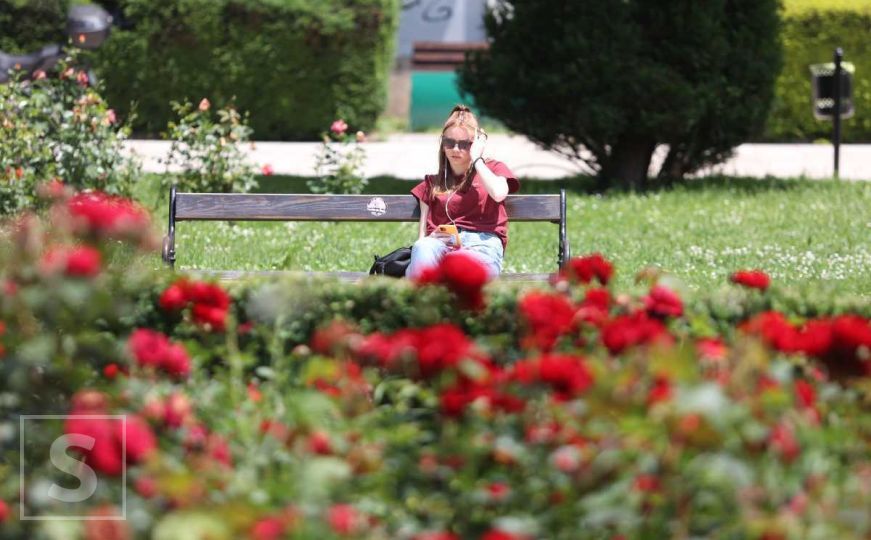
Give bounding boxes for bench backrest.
[412,41,489,71]
[172,192,562,222]
[164,188,569,269]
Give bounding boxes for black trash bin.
[810,62,855,120]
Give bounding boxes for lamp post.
[832,48,843,178]
[810,48,854,180]
[0,3,112,83]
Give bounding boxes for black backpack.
[369,246,412,278]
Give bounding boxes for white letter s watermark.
[47,434,98,503]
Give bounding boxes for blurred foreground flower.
[730,269,771,290]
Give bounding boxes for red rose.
[128,328,168,369]
[251,517,286,540]
[134,476,158,499]
[187,281,230,310]
[600,311,671,355]
[560,253,613,285]
[730,269,770,290]
[206,433,233,467]
[412,533,460,540]
[83,505,131,540]
[330,119,348,136]
[159,282,189,311]
[793,319,833,357]
[794,379,816,409]
[740,311,798,353]
[162,343,191,378]
[307,431,332,455]
[327,504,360,535]
[416,324,475,378]
[261,164,274,176]
[440,251,490,293]
[354,330,414,369]
[70,389,108,413]
[647,375,673,406]
[576,287,611,326]
[550,445,582,473]
[37,178,68,200]
[128,329,191,379]
[539,354,594,397]
[39,245,102,277]
[414,251,491,309]
[66,192,150,240]
[0,499,8,522]
[518,291,576,351]
[103,363,120,379]
[311,320,357,356]
[486,482,511,501]
[439,379,500,417]
[481,530,530,540]
[824,315,871,378]
[124,415,158,463]
[163,393,193,428]
[643,285,683,319]
[633,474,661,492]
[64,416,122,475]
[696,337,727,361]
[769,422,800,463]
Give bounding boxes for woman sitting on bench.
[406,105,520,279]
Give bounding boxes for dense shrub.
[89,0,398,140]
[0,55,138,215]
[309,119,368,194]
[763,1,871,142]
[0,0,68,54]
[459,0,782,189]
[2,196,871,537]
[161,98,258,193]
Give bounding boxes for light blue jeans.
[406,230,504,279]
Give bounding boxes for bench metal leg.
[162,185,177,269]
[558,188,569,268]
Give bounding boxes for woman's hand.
[429,230,461,248]
[470,132,486,161]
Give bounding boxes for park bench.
[162,186,569,281]
[411,41,489,71]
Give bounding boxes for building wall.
[396,0,488,59]
[387,0,489,119]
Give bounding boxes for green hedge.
[763,1,871,141]
[0,0,68,54]
[6,0,870,142]
[90,0,398,140]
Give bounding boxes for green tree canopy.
[459,0,782,189]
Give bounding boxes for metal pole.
[833,47,843,179]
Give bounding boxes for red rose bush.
[1,196,870,539]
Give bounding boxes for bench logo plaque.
[367,197,387,217]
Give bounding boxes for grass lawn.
[135,174,871,297]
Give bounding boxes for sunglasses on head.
[441,137,473,151]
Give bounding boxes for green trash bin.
[411,70,467,130]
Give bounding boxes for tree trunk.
[600,137,657,190]
[658,144,690,181]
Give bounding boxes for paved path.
[124,134,871,181]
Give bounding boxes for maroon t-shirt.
[410,159,520,249]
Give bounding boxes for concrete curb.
[124,135,871,181]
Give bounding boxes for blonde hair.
[433,104,481,195]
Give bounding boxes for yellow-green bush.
[765,0,871,141]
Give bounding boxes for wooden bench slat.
[175,193,561,222]
[164,188,570,274]
[194,270,554,283]
[412,42,489,53]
